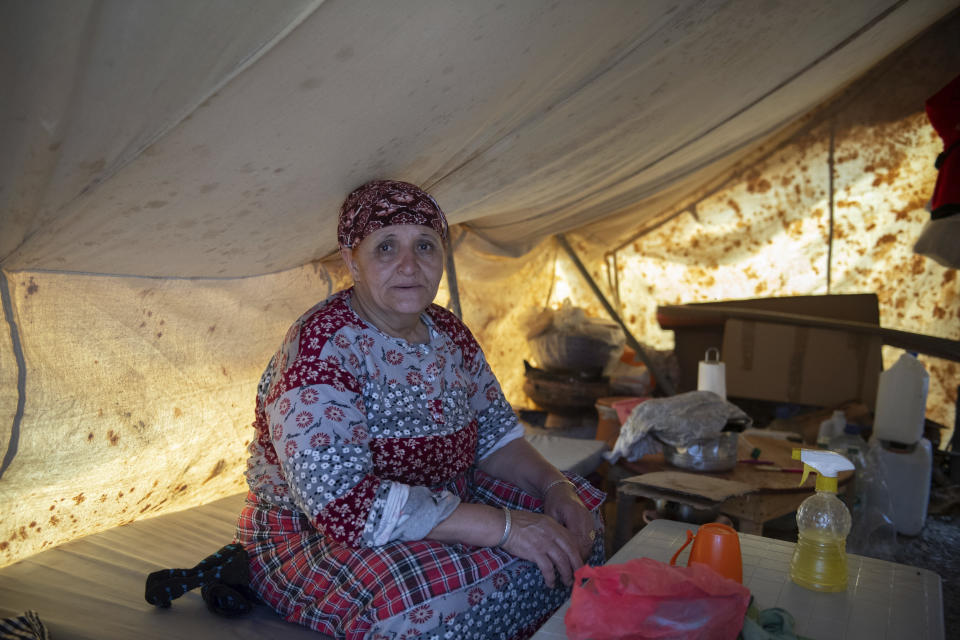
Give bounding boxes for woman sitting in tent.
[235,180,605,640]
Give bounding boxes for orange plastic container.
[669,522,742,583]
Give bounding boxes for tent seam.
[422,3,705,194]
[611,0,925,252]
[467,0,911,234]
[0,258,336,282]
[0,270,27,480]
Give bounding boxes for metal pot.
[648,499,720,524]
[661,432,739,472]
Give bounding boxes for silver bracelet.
[542,478,575,497]
[496,506,512,547]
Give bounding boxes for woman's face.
[342,224,445,324]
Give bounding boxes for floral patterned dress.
[235,288,605,640]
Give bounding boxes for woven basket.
[528,332,618,375]
[522,376,611,413]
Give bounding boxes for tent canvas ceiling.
[2,0,959,568]
[3,0,957,276]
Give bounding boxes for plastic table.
[531,519,944,640]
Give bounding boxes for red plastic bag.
[564,557,750,640]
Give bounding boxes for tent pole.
[827,121,835,294]
[444,231,462,320]
[0,270,26,479]
[555,234,675,396]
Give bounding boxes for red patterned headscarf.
[338,180,448,250]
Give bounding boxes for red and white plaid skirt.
[235,469,605,640]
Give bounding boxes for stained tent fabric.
[1,0,959,568]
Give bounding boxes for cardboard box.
[721,318,882,408]
[658,294,883,408]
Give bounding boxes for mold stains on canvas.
[909,255,926,276]
[72,493,85,505]
[747,177,771,194]
[204,459,227,484]
[892,195,928,221]
[874,232,898,250]
[727,198,742,217]
[107,430,120,446]
[21,277,39,296]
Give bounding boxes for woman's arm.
[425,501,585,589]
[477,436,568,496]
[428,437,598,588]
[478,438,596,557]
[454,328,596,556]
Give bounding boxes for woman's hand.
[543,482,596,560]
[500,509,585,589]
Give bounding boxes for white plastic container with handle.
[872,353,929,445]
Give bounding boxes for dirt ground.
[894,484,960,632]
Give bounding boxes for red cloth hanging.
[925,74,960,217]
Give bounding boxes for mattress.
[0,492,327,640]
[0,432,605,639]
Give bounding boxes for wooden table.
[613,434,852,545]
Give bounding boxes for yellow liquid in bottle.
[790,530,848,592]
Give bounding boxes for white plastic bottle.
[871,437,933,536]
[828,423,867,462]
[829,424,868,508]
[873,353,929,444]
[817,410,846,449]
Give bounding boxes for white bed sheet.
[0,492,328,640]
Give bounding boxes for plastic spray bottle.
[789,449,855,592]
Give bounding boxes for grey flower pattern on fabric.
[245,289,523,548]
